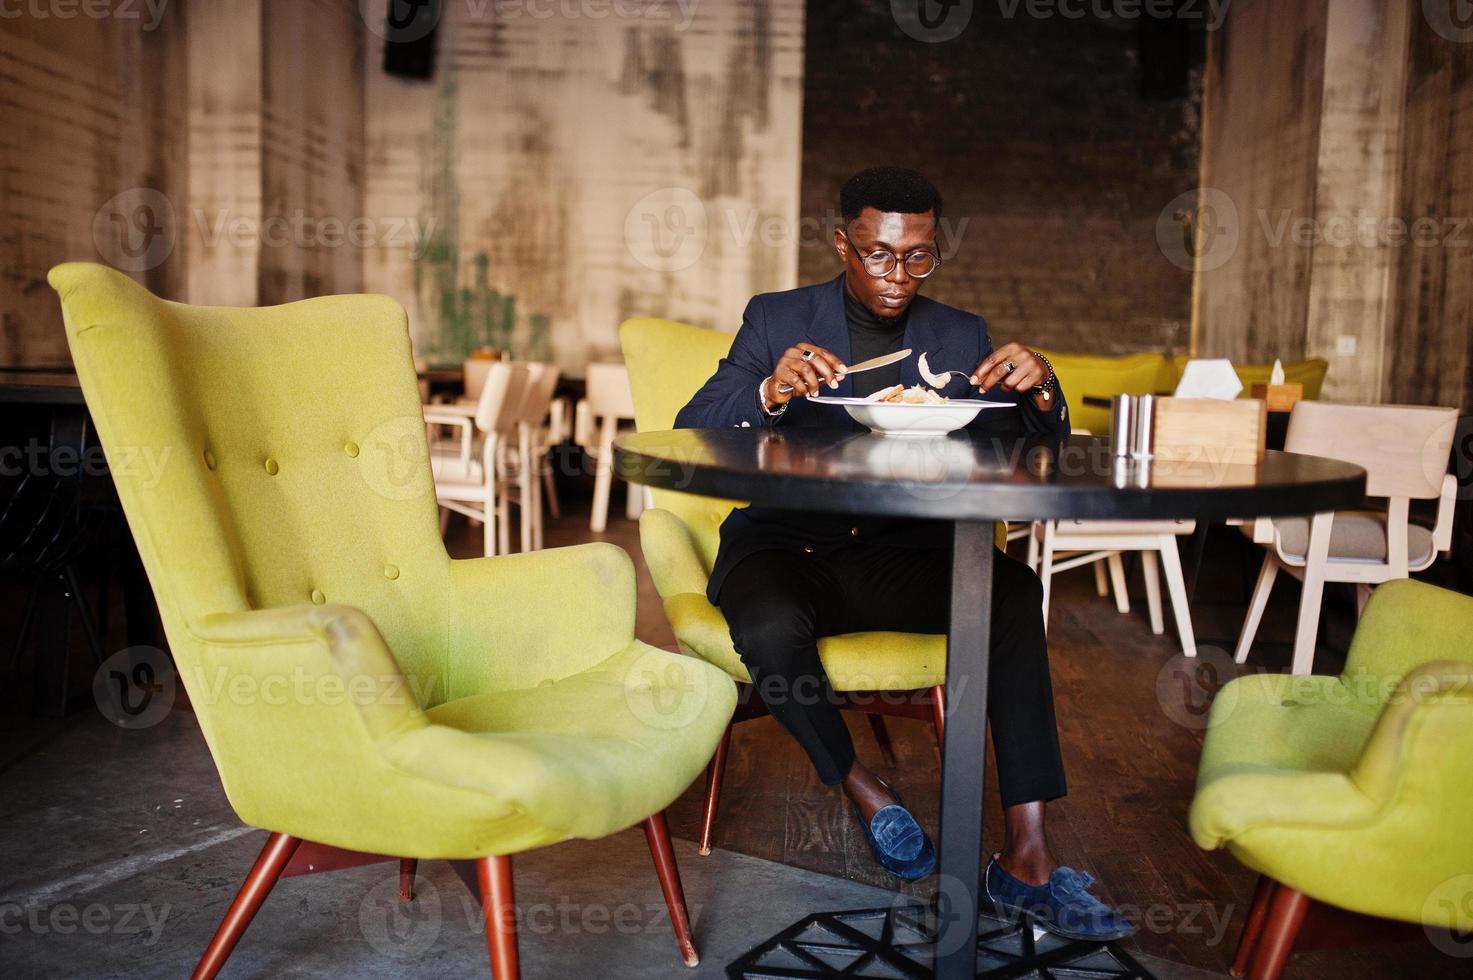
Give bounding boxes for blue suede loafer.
[852,799,936,881]
[985,857,1136,941]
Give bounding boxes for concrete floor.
[0,708,1228,979]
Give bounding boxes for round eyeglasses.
[841,231,942,279]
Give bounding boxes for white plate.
[811,396,1015,437]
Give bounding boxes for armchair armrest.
[640,508,709,599]
[187,604,428,743]
[441,542,638,695]
[178,604,434,835]
[1349,658,1473,804]
[1189,672,1381,849]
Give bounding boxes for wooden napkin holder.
[1250,382,1303,413]
[1152,397,1267,466]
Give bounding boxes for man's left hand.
[970,343,1046,393]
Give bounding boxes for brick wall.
[798,0,1201,355]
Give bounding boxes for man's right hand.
[763,344,847,410]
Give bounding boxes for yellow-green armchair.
[1190,579,1473,979]
[49,264,736,979]
[619,316,1003,855]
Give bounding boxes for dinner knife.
[777,347,912,394]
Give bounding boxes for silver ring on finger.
[1004,360,1015,374]
[801,348,816,362]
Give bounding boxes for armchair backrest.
[48,263,451,695]
[1344,579,1473,684]
[619,317,743,571]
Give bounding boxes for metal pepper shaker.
[1109,394,1135,458]
[1132,395,1156,459]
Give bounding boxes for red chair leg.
[476,855,520,980]
[644,810,700,967]
[1248,885,1309,980]
[399,858,418,902]
[698,721,733,856]
[866,713,898,767]
[929,685,947,747]
[190,832,301,980]
[1232,875,1278,977]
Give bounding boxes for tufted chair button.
[310,589,325,605]
[383,564,399,581]
[344,442,360,458]
[203,449,216,470]
[264,457,280,476]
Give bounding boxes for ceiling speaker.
[382,0,440,80]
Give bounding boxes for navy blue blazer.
[674,275,1071,602]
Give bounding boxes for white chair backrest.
[1285,402,1457,500]
[584,363,636,419]
[516,362,561,426]
[472,362,529,434]
[464,357,499,403]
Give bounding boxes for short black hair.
[839,167,943,223]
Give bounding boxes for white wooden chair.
[1234,401,1458,675]
[426,361,529,556]
[499,362,561,553]
[462,356,496,402]
[578,363,645,533]
[1028,518,1198,657]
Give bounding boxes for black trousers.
[719,544,1067,808]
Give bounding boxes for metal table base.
[727,899,1156,979]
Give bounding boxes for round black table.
[615,427,1366,980]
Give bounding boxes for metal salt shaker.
[1110,394,1134,457]
[1132,395,1156,459]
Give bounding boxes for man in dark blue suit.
[675,168,1132,940]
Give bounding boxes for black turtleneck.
[843,286,908,397]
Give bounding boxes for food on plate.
[917,352,950,388]
[865,383,948,404]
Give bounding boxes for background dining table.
[616,424,1367,979]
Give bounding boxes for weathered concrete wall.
[258,0,366,305]
[186,0,264,307]
[1303,0,1408,403]
[1199,0,1473,410]
[188,0,366,307]
[1386,6,1473,411]
[362,0,805,370]
[1197,0,1329,365]
[1,0,364,355]
[0,3,188,365]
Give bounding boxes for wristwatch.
[1030,352,1057,403]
